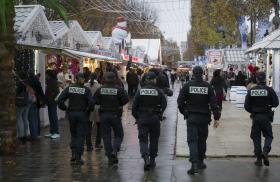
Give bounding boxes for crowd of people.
[15,63,277,174]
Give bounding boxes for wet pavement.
[1,83,280,182]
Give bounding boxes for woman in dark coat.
[210,69,227,111]
[45,70,60,139]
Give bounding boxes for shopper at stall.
[45,69,60,139]
[27,72,45,136]
[16,75,30,143]
[26,84,39,141]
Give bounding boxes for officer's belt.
[138,107,161,113]
[99,107,121,112]
[68,108,87,112]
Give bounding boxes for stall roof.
[63,49,121,62]
[102,37,115,50]
[224,49,248,63]
[15,5,55,40]
[49,21,69,38]
[85,31,102,45]
[246,29,280,53]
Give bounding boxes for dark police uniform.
[57,81,94,164]
[244,72,279,165]
[177,66,220,174]
[94,77,129,164]
[132,72,167,170]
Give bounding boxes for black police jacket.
[132,83,167,119]
[244,83,279,113]
[57,83,94,112]
[177,78,220,120]
[94,83,129,112]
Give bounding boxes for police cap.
[104,72,116,82]
[146,71,157,80]
[76,72,85,80]
[256,71,266,82]
[192,66,203,76]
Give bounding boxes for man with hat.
[177,66,221,175]
[245,71,279,166]
[57,73,94,165]
[132,71,167,170]
[93,72,129,165]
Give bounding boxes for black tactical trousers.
[86,120,93,149]
[68,111,88,155]
[251,113,273,159]
[137,115,160,159]
[186,113,209,163]
[100,113,124,158]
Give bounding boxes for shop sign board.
[93,49,121,60]
[122,54,139,62]
[207,50,224,69]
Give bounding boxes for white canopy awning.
[246,29,280,53]
[63,49,121,63]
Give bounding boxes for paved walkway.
[0,85,179,182]
[176,100,280,157]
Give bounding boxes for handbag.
[16,90,28,106]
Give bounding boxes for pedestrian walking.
[132,72,167,170]
[210,69,227,111]
[246,66,260,89]
[170,69,177,89]
[179,72,186,88]
[244,72,279,167]
[93,72,129,166]
[45,69,60,139]
[85,73,102,151]
[126,68,139,97]
[57,73,94,165]
[235,71,247,86]
[227,67,235,88]
[177,66,221,175]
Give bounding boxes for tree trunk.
[0,0,16,155]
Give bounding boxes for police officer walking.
[132,72,167,170]
[93,72,129,165]
[57,73,94,165]
[177,66,221,175]
[244,72,279,167]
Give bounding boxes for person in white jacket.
[85,73,102,151]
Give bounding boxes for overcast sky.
[144,0,191,44]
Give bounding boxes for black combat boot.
[262,152,269,166]
[109,152,118,165]
[70,151,76,163]
[198,161,207,170]
[150,157,156,169]
[254,158,262,166]
[143,155,150,171]
[187,163,199,175]
[75,154,84,165]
